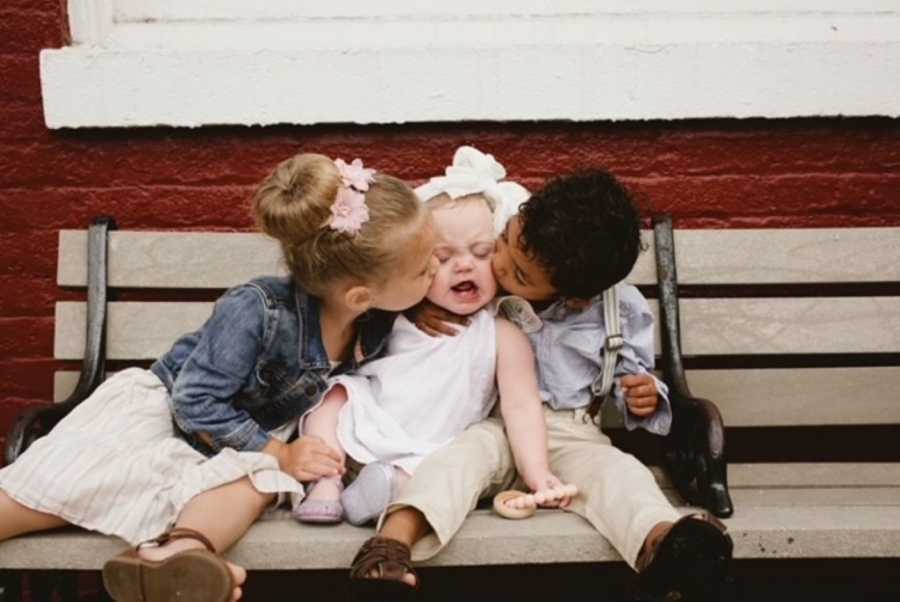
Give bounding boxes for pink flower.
[335,158,376,191]
[329,187,370,234]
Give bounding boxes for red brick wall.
[1,2,899,450]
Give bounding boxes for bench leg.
[56,572,80,602]
[29,571,78,602]
[0,571,22,602]
[97,583,114,601]
[29,571,56,602]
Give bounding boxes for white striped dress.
[0,368,304,545]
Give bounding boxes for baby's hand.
[621,373,659,417]
[504,485,578,511]
[408,299,469,337]
[524,473,577,509]
[494,477,578,519]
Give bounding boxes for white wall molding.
[41,2,900,128]
[67,0,114,47]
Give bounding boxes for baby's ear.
[344,286,373,312]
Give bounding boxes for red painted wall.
[1,2,899,452]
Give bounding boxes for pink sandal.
[292,479,344,524]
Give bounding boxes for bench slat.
[680,297,900,355]
[674,227,900,284]
[58,228,900,289]
[55,297,900,360]
[2,499,898,570]
[57,230,660,288]
[648,463,900,490]
[55,302,215,360]
[4,463,895,569]
[726,487,900,507]
[58,231,288,289]
[725,462,900,488]
[688,367,900,426]
[55,367,900,426]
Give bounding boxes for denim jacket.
[150,276,396,456]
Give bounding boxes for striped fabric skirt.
[0,368,304,545]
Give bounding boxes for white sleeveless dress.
[335,310,497,475]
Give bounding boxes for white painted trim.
[67,0,114,47]
[112,1,900,22]
[41,6,900,127]
[100,14,900,50]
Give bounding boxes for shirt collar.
[546,296,603,320]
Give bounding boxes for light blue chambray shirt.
[500,284,671,436]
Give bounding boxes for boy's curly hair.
[518,169,642,299]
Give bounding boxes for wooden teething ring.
[493,490,536,520]
[492,484,579,520]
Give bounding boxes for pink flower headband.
[328,158,376,235]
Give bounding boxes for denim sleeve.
[169,285,271,453]
[611,288,672,436]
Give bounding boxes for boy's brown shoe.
[634,513,733,601]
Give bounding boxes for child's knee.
[469,429,514,482]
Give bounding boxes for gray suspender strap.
[590,285,623,401]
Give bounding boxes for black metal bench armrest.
[4,217,114,467]
[4,387,94,467]
[664,388,733,517]
[653,214,733,518]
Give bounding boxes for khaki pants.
[383,406,681,568]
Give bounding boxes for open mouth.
[451,280,480,300]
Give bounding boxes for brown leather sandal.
[349,536,419,601]
[102,527,235,602]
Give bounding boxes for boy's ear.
[344,285,373,312]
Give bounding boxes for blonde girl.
[0,153,436,602]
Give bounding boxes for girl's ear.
[344,285,373,312]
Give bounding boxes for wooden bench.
[1,215,899,600]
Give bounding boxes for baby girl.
[294,149,573,524]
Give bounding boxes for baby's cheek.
[424,272,447,301]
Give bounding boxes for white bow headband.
[415,146,530,235]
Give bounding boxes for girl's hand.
[407,299,469,337]
[271,435,345,482]
[621,373,659,417]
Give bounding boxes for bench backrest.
[55,222,900,437]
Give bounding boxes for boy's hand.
[621,374,659,417]
[408,299,469,337]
